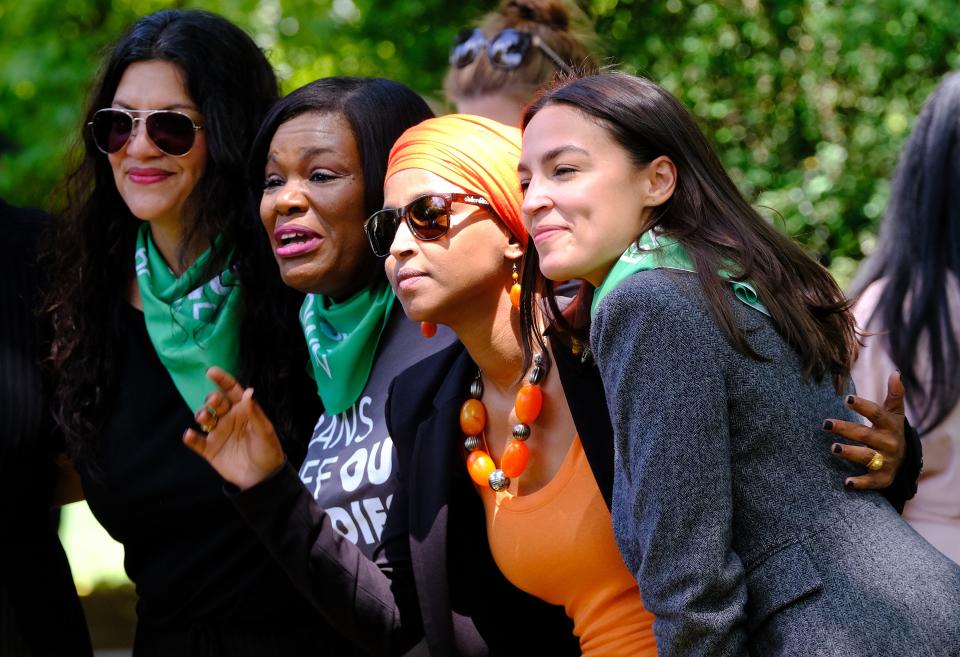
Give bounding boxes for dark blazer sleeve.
[881,416,922,513]
[592,277,749,657]
[227,456,422,656]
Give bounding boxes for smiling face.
[108,60,207,233]
[383,168,519,325]
[519,104,670,287]
[259,111,374,299]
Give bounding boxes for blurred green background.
[3,0,960,284]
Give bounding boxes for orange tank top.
[478,435,657,656]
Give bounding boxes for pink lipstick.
[128,168,172,184]
[532,224,567,246]
[395,267,427,292]
[273,224,323,258]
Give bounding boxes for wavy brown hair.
[444,0,597,106]
[44,10,318,465]
[520,72,857,392]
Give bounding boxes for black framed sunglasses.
[364,193,494,257]
[88,108,204,157]
[450,27,572,74]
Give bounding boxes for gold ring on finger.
[867,451,884,471]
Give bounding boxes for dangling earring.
[510,262,521,309]
[421,321,438,338]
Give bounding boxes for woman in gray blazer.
[517,71,960,656]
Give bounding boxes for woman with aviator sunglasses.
[444,0,595,126]
[44,10,323,655]
[88,107,203,158]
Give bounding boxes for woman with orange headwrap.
[370,113,659,656]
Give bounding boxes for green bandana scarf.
[592,229,769,318]
[299,281,396,415]
[135,224,242,411]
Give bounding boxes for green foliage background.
[2,0,958,284]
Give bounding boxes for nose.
[274,181,308,216]
[520,176,551,230]
[124,117,162,158]
[388,214,418,260]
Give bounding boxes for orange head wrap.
[384,114,526,243]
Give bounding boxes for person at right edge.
[850,70,960,564]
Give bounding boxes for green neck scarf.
[592,229,769,318]
[299,281,396,415]
[135,223,242,411]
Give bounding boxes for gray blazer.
[591,269,960,657]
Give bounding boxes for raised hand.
[822,371,907,490]
[182,366,286,490]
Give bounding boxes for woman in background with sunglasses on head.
[44,10,324,655]
[444,0,595,126]
[518,72,960,656]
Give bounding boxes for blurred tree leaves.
[2,0,958,283]
[587,0,960,281]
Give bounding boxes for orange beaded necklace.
[459,353,546,491]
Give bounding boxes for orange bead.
[459,398,487,436]
[420,321,437,338]
[515,384,543,424]
[501,440,530,477]
[510,283,522,309]
[466,450,495,487]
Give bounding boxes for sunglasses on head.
[450,28,572,74]
[364,193,494,257]
[88,108,204,157]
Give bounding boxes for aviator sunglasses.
[364,193,494,257]
[88,108,204,157]
[449,28,573,74]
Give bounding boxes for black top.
[229,339,594,657]
[0,199,92,657]
[76,302,332,654]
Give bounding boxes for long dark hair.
[249,77,435,237]
[520,72,857,392]
[45,9,317,463]
[850,71,960,431]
